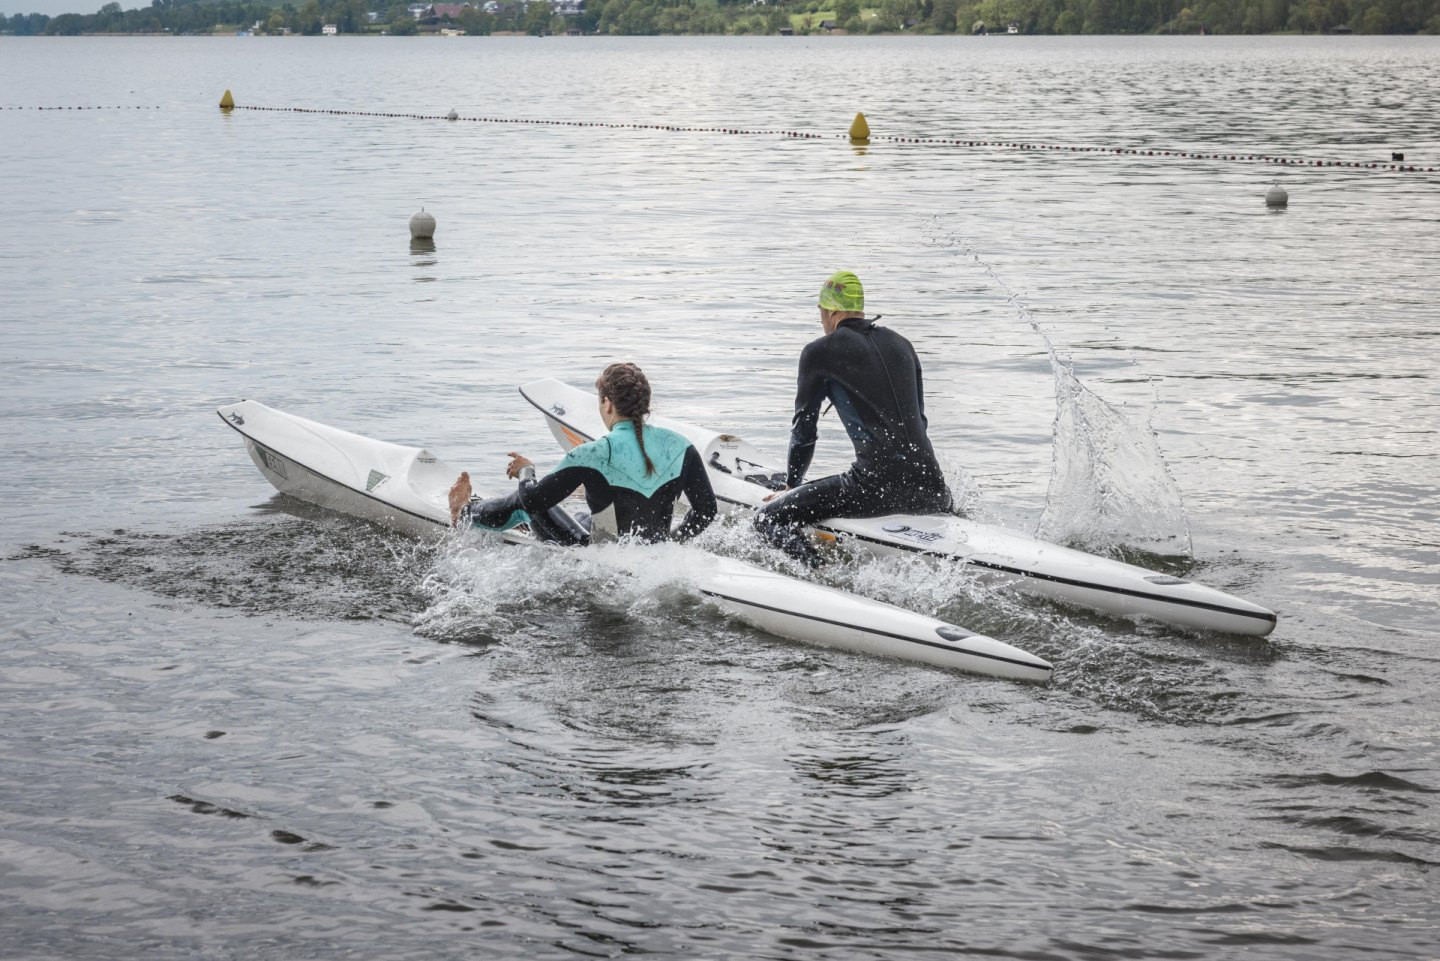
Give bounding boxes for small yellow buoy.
[219,89,235,111]
[848,111,870,145]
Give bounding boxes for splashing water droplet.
[922,216,1192,560]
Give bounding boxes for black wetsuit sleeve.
[517,464,589,516]
[786,343,828,488]
[915,353,929,431]
[673,446,717,542]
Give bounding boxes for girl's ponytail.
[596,362,655,475]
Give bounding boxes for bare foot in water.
[448,471,472,527]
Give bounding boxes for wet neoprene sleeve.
[518,466,591,518]
[786,349,825,488]
[674,446,718,541]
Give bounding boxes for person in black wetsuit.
[755,270,952,564]
[447,363,717,545]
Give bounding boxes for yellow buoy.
[848,111,870,145]
[219,89,235,110]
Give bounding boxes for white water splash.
[1042,360,1192,557]
[922,216,1192,559]
[414,529,734,641]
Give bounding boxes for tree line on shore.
[4,0,1437,37]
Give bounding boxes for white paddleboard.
[518,378,1277,637]
[217,400,1053,682]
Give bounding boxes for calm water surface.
[1,35,1438,960]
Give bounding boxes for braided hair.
[596,362,654,476]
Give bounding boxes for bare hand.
[762,486,791,503]
[448,471,472,527]
[505,452,534,479]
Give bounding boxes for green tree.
[46,12,84,32]
[655,4,687,29]
[598,0,623,30]
[927,0,959,27]
[523,0,552,31]
[457,5,493,31]
[616,0,657,30]
[336,0,366,31]
[1359,1,1388,27]
[296,0,322,32]
[882,0,920,24]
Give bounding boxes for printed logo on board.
[366,470,389,492]
[880,523,944,544]
[255,444,287,479]
[550,404,566,417]
[228,412,245,426]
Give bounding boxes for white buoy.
[409,208,436,239]
[446,109,458,121]
[1265,183,1289,207]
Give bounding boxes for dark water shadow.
[28,500,437,624]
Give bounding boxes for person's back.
[451,362,716,545]
[757,271,951,565]
[789,316,946,494]
[530,419,711,543]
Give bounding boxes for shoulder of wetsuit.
[801,333,830,356]
[557,435,611,474]
[560,424,690,497]
[636,424,692,472]
[801,330,847,366]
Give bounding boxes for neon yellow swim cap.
[818,271,864,312]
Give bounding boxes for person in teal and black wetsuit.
[447,363,717,545]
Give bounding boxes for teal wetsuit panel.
[557,422,691,498]
[471,507,531,532]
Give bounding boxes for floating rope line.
[867,135,1436,173]
[6,101,1431,173]
[228,103,1428,174]
[0,102,1365,175]
[2,105,162,110]
[235,104,827,139]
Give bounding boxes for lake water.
[1,34,1438,960]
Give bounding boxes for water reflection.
[788,747,914,800]
[411,237,437,282]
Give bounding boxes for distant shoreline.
[9,0,1436,39]
[5,30,1433,36]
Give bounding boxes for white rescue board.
[518,378,1277,637]
[217,400,1053,682]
